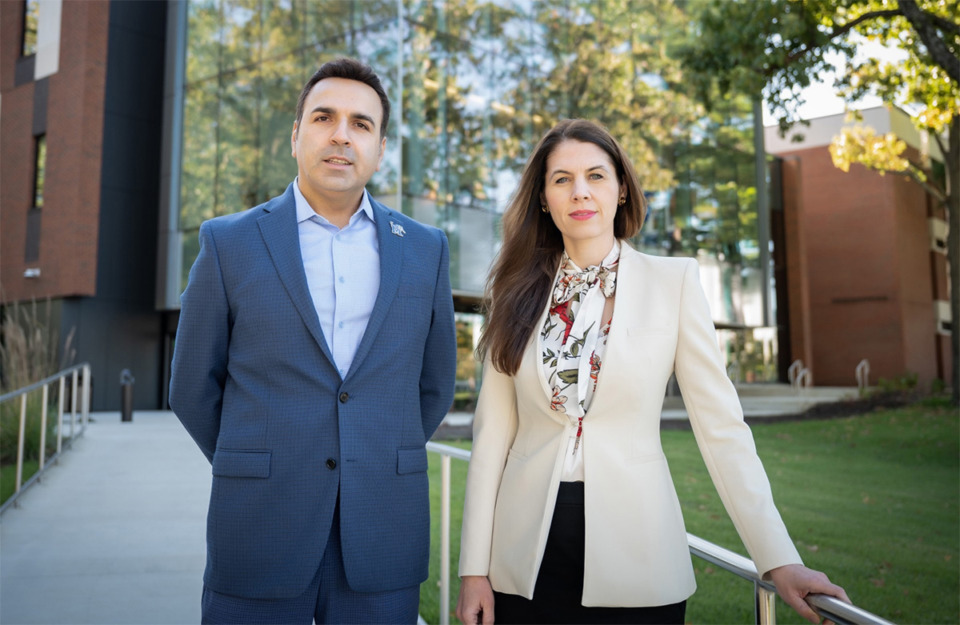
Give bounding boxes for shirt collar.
[293,177,376,226]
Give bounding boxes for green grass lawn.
[420,398,959,624]
[0,459,40,505]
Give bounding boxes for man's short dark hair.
[295,57,391,139]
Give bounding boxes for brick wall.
[777,143,950,389]
[1,0,109,302]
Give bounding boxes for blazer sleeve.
[419,230,457,441]
[458,355,519,577]
[673,259,803,577]
[168,221,230,463]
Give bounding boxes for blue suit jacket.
[169,183,456,599]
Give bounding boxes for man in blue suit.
[170,58,456,624]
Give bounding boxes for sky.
[761,38,909,126]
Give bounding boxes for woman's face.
[542,139,625,251]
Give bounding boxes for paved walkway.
[1,411,209,625]
[1,386,856,624]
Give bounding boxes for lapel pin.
[390,221,406,237]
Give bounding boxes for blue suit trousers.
[201,496,420,624]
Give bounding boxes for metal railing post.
[755,581,777,625]
[81,364,91,430]
[56,376,65,455]
[16,394,27,495]
[70,369,78,440]
[39,383,49,471]
[440,454,452,625]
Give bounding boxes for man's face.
[291,77,386,208]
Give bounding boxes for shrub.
[0,298,75,467]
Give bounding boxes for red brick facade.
[777,143,952,389]
[1,0,109,302]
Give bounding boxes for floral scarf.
[541,241,619,455]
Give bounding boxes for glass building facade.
[160,0,780,394]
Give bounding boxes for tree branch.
[931,131,948,165]
[898,0,960,83]
[769,10,903,75]
[766,4,959,85]
[928,12,960,37]
[901,160,948,204]
[831,10,903,39]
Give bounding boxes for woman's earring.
[618,196,626,206]
[541,204,549,213]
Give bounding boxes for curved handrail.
[687,533,895,625]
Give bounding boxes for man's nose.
[330,120,351,145]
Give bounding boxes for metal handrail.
[426,441,895,625]
[0,363,91,515]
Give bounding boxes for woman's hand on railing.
[768,563,850,624]
[456,575,495,624]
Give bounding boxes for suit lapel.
[346,200,402,379]
[257,184,336,367]
[520,281,570,426]
[587,243,643,415]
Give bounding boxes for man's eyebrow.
[309,106,377,128]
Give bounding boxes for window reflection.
[22,0,39,57]
[33,134,46,208]
[176,0,779,384]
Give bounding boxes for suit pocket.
[506,448,528,462]
[212,449,272,478]
[397,447,428,474]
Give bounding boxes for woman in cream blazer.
[457,120,847,624]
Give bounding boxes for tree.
[681,0,960,404]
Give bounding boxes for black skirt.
[493,482,686,625]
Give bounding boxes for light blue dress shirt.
[294,179,380,378]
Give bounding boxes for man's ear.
[290,121,299,158]
[376,136,387,171]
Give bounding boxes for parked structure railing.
[788,359,813,393]
[0,363,91,515]
[425,441,894,625]
[856,359,870,393]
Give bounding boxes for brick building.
[767,106,952,390]
[1,0,167,410]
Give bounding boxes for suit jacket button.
[326,458,337,470]
[339,392,349,403]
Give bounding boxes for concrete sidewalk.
[1,387,856,624]
[438,384,859,433]
[1,411,210,625]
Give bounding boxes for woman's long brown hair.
[479,119,647,375]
